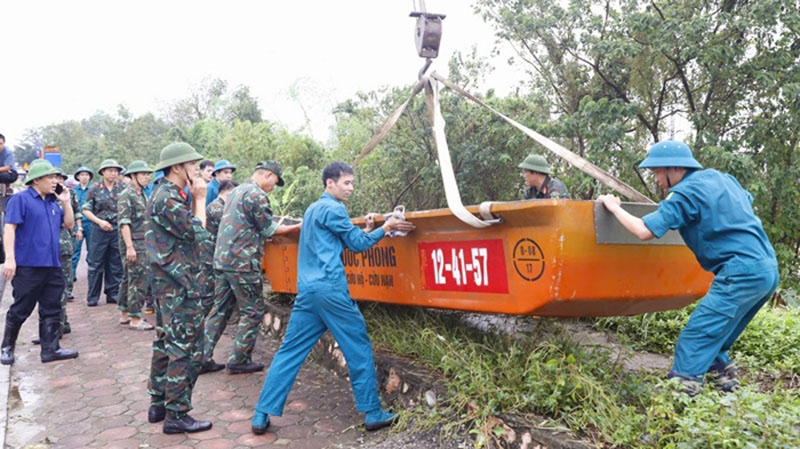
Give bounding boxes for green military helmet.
[98,159,125,175]
[125,160,154,175]
[55,169,69,181]
[518,154,552,175]
[25,159,60,185]
[638,140,703,169]
[154,142,204,172]
[74,165,94,180]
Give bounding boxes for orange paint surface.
[263,200,712,317]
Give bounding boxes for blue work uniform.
[642,169,778,379]
[205,178,220,204]
[0,146,19,184]
[71,183,92,274]
[254,192,386,416]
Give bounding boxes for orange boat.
[263,200,712,317]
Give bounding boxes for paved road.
[0,250,395,449]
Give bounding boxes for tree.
[476,0,800,289]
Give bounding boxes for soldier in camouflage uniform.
[117,161,154,331]
[57,171,78,335]
[145,142,213,435]
[82,159,125,307]
[197,179,238,374]
[518,154,571,200]
[203,161,301,375]
[205,180,238,239]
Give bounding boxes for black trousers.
[86,222,123,303]
[6,266,65,326]
[0,170,19,184]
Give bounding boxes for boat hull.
[263,200,712,317]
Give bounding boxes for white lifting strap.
[431,72,654,204]
[423,76,492,228]
[478,201,499,221]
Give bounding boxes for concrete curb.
[262,296,593,449]
[0,275,9,448]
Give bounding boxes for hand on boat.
[597,194,622,211]
[364,213,379,232]
[384,215,415,237]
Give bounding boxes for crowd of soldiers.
[0,134,422,436]
[0,140,314,433]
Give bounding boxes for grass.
[362,304,800,448]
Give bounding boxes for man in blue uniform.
[205,159,236,204]
[250,162,415,434]
[598,140,779,395]
[71,166,94,280]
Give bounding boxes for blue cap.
[213,159,236,175]
[639,140,702,170]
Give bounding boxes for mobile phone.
[56,184,64,195]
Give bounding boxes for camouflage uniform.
[117,183,149,318]
[82,180,125,305]
[523,176,571,200]
[203,179,278,366]
[199,196,226,316]
[59,189,79,331]
[205,196,226,239]
[146,180,212,417]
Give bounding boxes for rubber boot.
[40,319,79,363]
[0,321,22,365]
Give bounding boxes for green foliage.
[643,383,800,449]
[597,308,800,376]
[595,308,692,354]
[734,309,800,374]
[476,0,800,289]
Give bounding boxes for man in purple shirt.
[0,159,79,365]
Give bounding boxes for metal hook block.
[409,12,446,58]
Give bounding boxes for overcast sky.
[2,1,524,147]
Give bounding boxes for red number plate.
[418,239,509,293]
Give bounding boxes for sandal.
[129,321,154,331]
[118,319,131,325]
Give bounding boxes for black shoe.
[63,324,71,335]
[87,301,98,307]
[365,410,399,431]
[199,360,225,375]
[106,298,117,304]
[252,412,270,435]
[227,362,265,374]
[163,414,212,434]
[148,404,166,423]
[41,348,79,363]
[66,294,74,302]
[0,346,14,366]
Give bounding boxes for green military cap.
[125,160,154,175]
[256,160,285,186]
[25,159,60,185]
[74,166,94,180]
[98,159,125,175]
[518,154,552,175]
[154,143,204,172]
